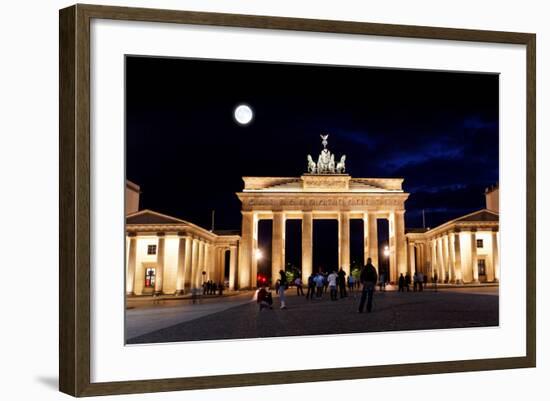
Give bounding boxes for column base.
[175,289,184,296]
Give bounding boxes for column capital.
[156,232,166,237]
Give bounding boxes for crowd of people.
[397,271,428,292]
[257,257,380,314]
[202,280,225,296]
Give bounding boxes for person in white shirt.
[327,270,338,301]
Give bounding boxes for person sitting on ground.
[257,287,273,310]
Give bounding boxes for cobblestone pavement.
[126,287,498,344]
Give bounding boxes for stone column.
[154,234,165,295]
[438,237,446,282]
[238,212,254,289]
[453,231,462,284]
[251,215,259,288]
[492,229,500,282]
[486,231,496,282]
[190,238,199,290]
[126,235,137,295]
[408,242,416,275]
[443,234,450,283]
[470,231,479,283]
[229,245,238,290]
[175,235,188,295]
[420,243,426,274]
[431,238,439,280]
[215,247,221,284]
[338,211,350,275]
[199,241,207,287]
[220,248,227,283]
[272,211,286,286]
[416,243,423,274]
[302,211,313,280]
[388,214,397,282]
[183,236,193,292]
[204,244,212,281]
[366,213,379,270]
[394,211,407,280]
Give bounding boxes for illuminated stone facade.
[406,209,499,284]
[125,210,239,295]
[235,175,409,288]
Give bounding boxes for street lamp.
[255,249,263,261]
[383,245,390,258]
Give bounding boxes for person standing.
[398,273,405,292]
[378,266,387,292]
[278,269,288,309]
[358,258,378,313]
[418,271,424,292]
[295,277,304,296]
[337,267,347,298]
[315,273,324,298]
[328,270,338,301]
[306,273,316,299]
[347,274,355,295]
[405,272,411,292]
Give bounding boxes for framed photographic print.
[59,4,536,397]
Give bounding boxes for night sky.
[126,56,499,273]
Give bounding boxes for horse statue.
[307,155,317,173]
[336,155,346,173]
[328,154,336,173]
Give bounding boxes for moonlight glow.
[234,104,253,125]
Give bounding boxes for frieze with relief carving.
[239,195,407,211]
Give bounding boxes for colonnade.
[408,228,499,284]
[126,232,238,295]
[238,210,408,289]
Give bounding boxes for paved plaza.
[126,286,499,344]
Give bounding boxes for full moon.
[234,104,253,125]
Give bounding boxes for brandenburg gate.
[236,135,409,289]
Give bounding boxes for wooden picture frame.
[59,3,536,397]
